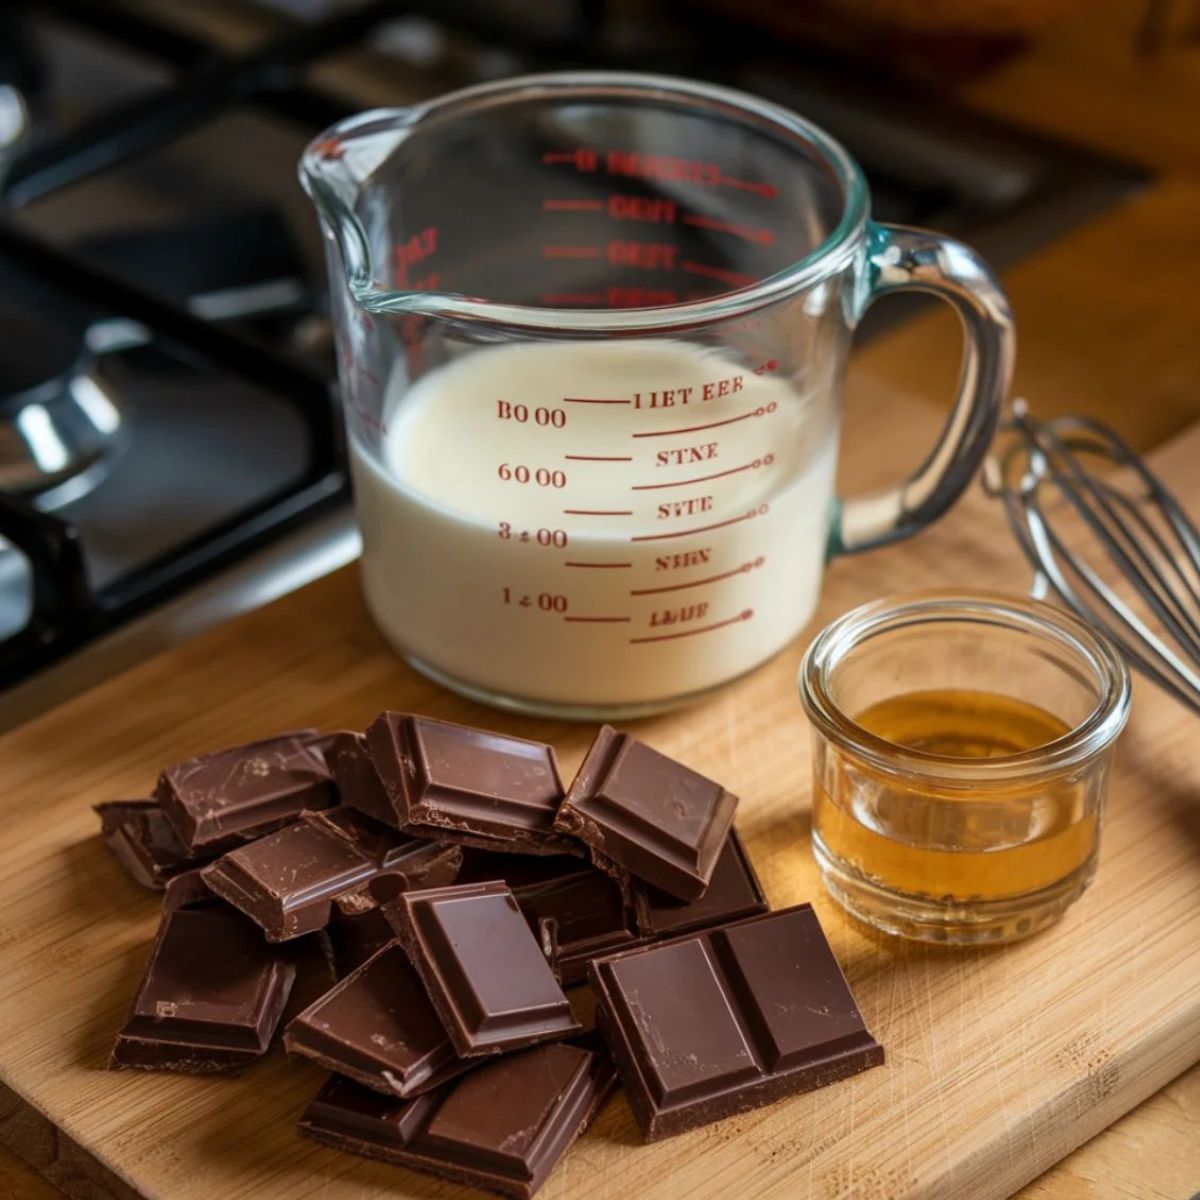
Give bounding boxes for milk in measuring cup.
[350,339,837,710]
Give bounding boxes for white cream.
[349,339,838,710]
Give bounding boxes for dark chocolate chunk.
[387,881,580,1057]
[110,902,296,1073]
[458,833,767,986]
[324,731,398,827]
[589,903,884,1140]
[554,726,738,900]
[201,809,460,942]
[516,866,637,983]
[95,799,209,889]
[366,713,579,856]
[631,826,767,939]
[156,730,336,852]
[453,851,634,985]
[298,1039,616,1199]
[548,829,768,984]
[326,907,397,977]
[285,942,471,1097]
[161,867,219,912]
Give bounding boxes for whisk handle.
[830,222,1014,556]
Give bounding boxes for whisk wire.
[991,405,1200,716]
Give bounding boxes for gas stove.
[0,0,1140,728]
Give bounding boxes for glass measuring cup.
[301,72,1014,719]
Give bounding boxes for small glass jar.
[798,591,1131,944]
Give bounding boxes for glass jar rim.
[798,590,1132,782]
[299,70,870,334]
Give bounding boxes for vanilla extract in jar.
[799,594,1131,945]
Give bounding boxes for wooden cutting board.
[0,392,1197,1200]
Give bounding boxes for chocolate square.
[366,713,578,855]
[589,904,883,1140]
[387,881,580,1057]
[554,726,737,900]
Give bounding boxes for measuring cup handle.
[829,221,1014,557]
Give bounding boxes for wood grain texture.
[1018,1061,1200,1200]
[0,396,1197,1200]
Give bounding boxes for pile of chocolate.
[98,713,883,1198]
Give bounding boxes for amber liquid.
[813,689,1098,902]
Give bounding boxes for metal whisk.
[985,400,1200,715]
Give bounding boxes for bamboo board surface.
[0,397,1197,1200]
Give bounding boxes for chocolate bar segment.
[631,827,767,939]
[156,730,336,852]
[285,942,470,1097]
[554,726,738,900]
[589,903,883,1140]
[110,901,295,1073]
[324,731,398,827]
[95,799,209,889]
[367,713,579,856]
[298,1039,616,1199]
[387,881,580,1057]
[201,809,460,942]
[549,829,768,984]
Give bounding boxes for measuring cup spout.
[299,108,427,314]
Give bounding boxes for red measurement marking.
[715,174,778,199]
[631,506,766,542]
[541,291,606,305]
[630,610,754,643]
[632,408,773,438]
[565,455,634,461]
[681,261,757,288]
[681,214,774,246]
[564,615,632,623]
[631,456,772,491]
[542,245,602,259]
[607,195,678,224]
[608,286,678,307]
[311,137,344,160]
[543,199,604,211]
[565,509,634,516]
[566,561,633,568]
[607,240,678,270]
[394,227,438,284]
[631,559,765,596]
[541,149,598,170]
[563,397,631,405]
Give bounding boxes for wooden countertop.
[2,3,1198,1196]
[952,2,1200,1194]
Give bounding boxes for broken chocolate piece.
[631,826,767,939]
[110,901,295,1073]
[324,731,398,827]
[156,730,336,852]
[554,725,737,900]
[298,1039,616,1199]
[549,829,768,984]
[201,809,460,942]
[386,881,580,1058]
[285,942,471,1096]
[589,903,884,1140]
[366,713,579,856]
[458,832,767,985]
[95,799,209,889]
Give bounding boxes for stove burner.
[0,302,81,397]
